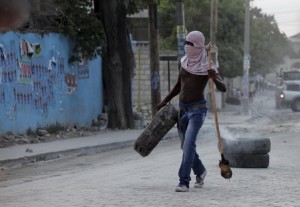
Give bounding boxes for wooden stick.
[208,51,224,154]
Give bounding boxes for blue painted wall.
[0,32,103,134]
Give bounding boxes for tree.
[158,0,176,50]
[19,0,106,63]
[184,0,211,36]
[157,0,292,78]
[95,0,139,129]
[158,0,244,77]
[217,0,245,78]
[250,7,290,75]
[19,0,142,129]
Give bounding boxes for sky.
[251,0,300,37]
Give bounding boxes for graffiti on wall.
[65,73,77,94]
[0,86,4,103]
[0,37,89,116]
[0,36,91,123]
[0,41,17,83]
[0,32,103,134]
[78,59,89,79]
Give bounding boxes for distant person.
[156,31,226,192]
[261,78,265,92]
[249,81,255,102]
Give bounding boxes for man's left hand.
[205,42,213,51]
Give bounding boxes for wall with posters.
[0,32,103,134]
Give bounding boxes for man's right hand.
[208,69,216,79]
[156,102,167,111]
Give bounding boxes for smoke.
[0,0,31,31]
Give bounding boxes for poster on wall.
[0,66,2,84]
[65,73,77,94]
[58,57,64,74]
[14,83,33,105]
[18,56,31,83]
[0,86,4,104]
[31,57,47,77]
[20,39,34,58]
[78,59,89,79]
[0,43,6,66]
[0,41,17,83]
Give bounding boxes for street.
[0,89,300,207]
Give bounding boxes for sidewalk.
[0,103,250,170]
[0,127,179,169]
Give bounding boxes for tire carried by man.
[134,104,178,157]
[221,137,271,168]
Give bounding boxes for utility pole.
[241,0,251,114]
[208,0,218,112]
[148,1,161,117]
[210,0,218,62]
[176,0,186,58]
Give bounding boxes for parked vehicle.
[275,81,300,112]
[275,68,300,112]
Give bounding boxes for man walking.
[156,31,226,192]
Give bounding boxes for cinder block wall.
[132,42,179,120]
[131,42,228,121]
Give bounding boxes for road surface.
[0,90,299,207]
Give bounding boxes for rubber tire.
[222,138,271,155]
[223,153,269,168]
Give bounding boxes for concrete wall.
[131,41,227,119]
[132,42,179,119]
[0,32,103,133]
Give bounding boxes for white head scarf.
[180,31,217,75]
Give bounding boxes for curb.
[0,131,179,170]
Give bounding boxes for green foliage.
[49,0,145,63]
[218,43,243,78]
[184,0,211,36]
[158,0,177,50]
[157,0,292,78]
[127,0,147,15]
[20,0,106,63]
[217,0,245,77]
[158,0,211,50]
[250,8,290,75]
[52,0,106,63]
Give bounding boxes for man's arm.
[156,74,181,111]
[208,69,226,92]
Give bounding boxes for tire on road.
[222,138,271,155]
[223,153,269,168]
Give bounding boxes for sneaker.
[175,184,189,192]
[194,170,207,188]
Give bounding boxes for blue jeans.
[178,99,207,187]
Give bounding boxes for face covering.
[180,31,217,75]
